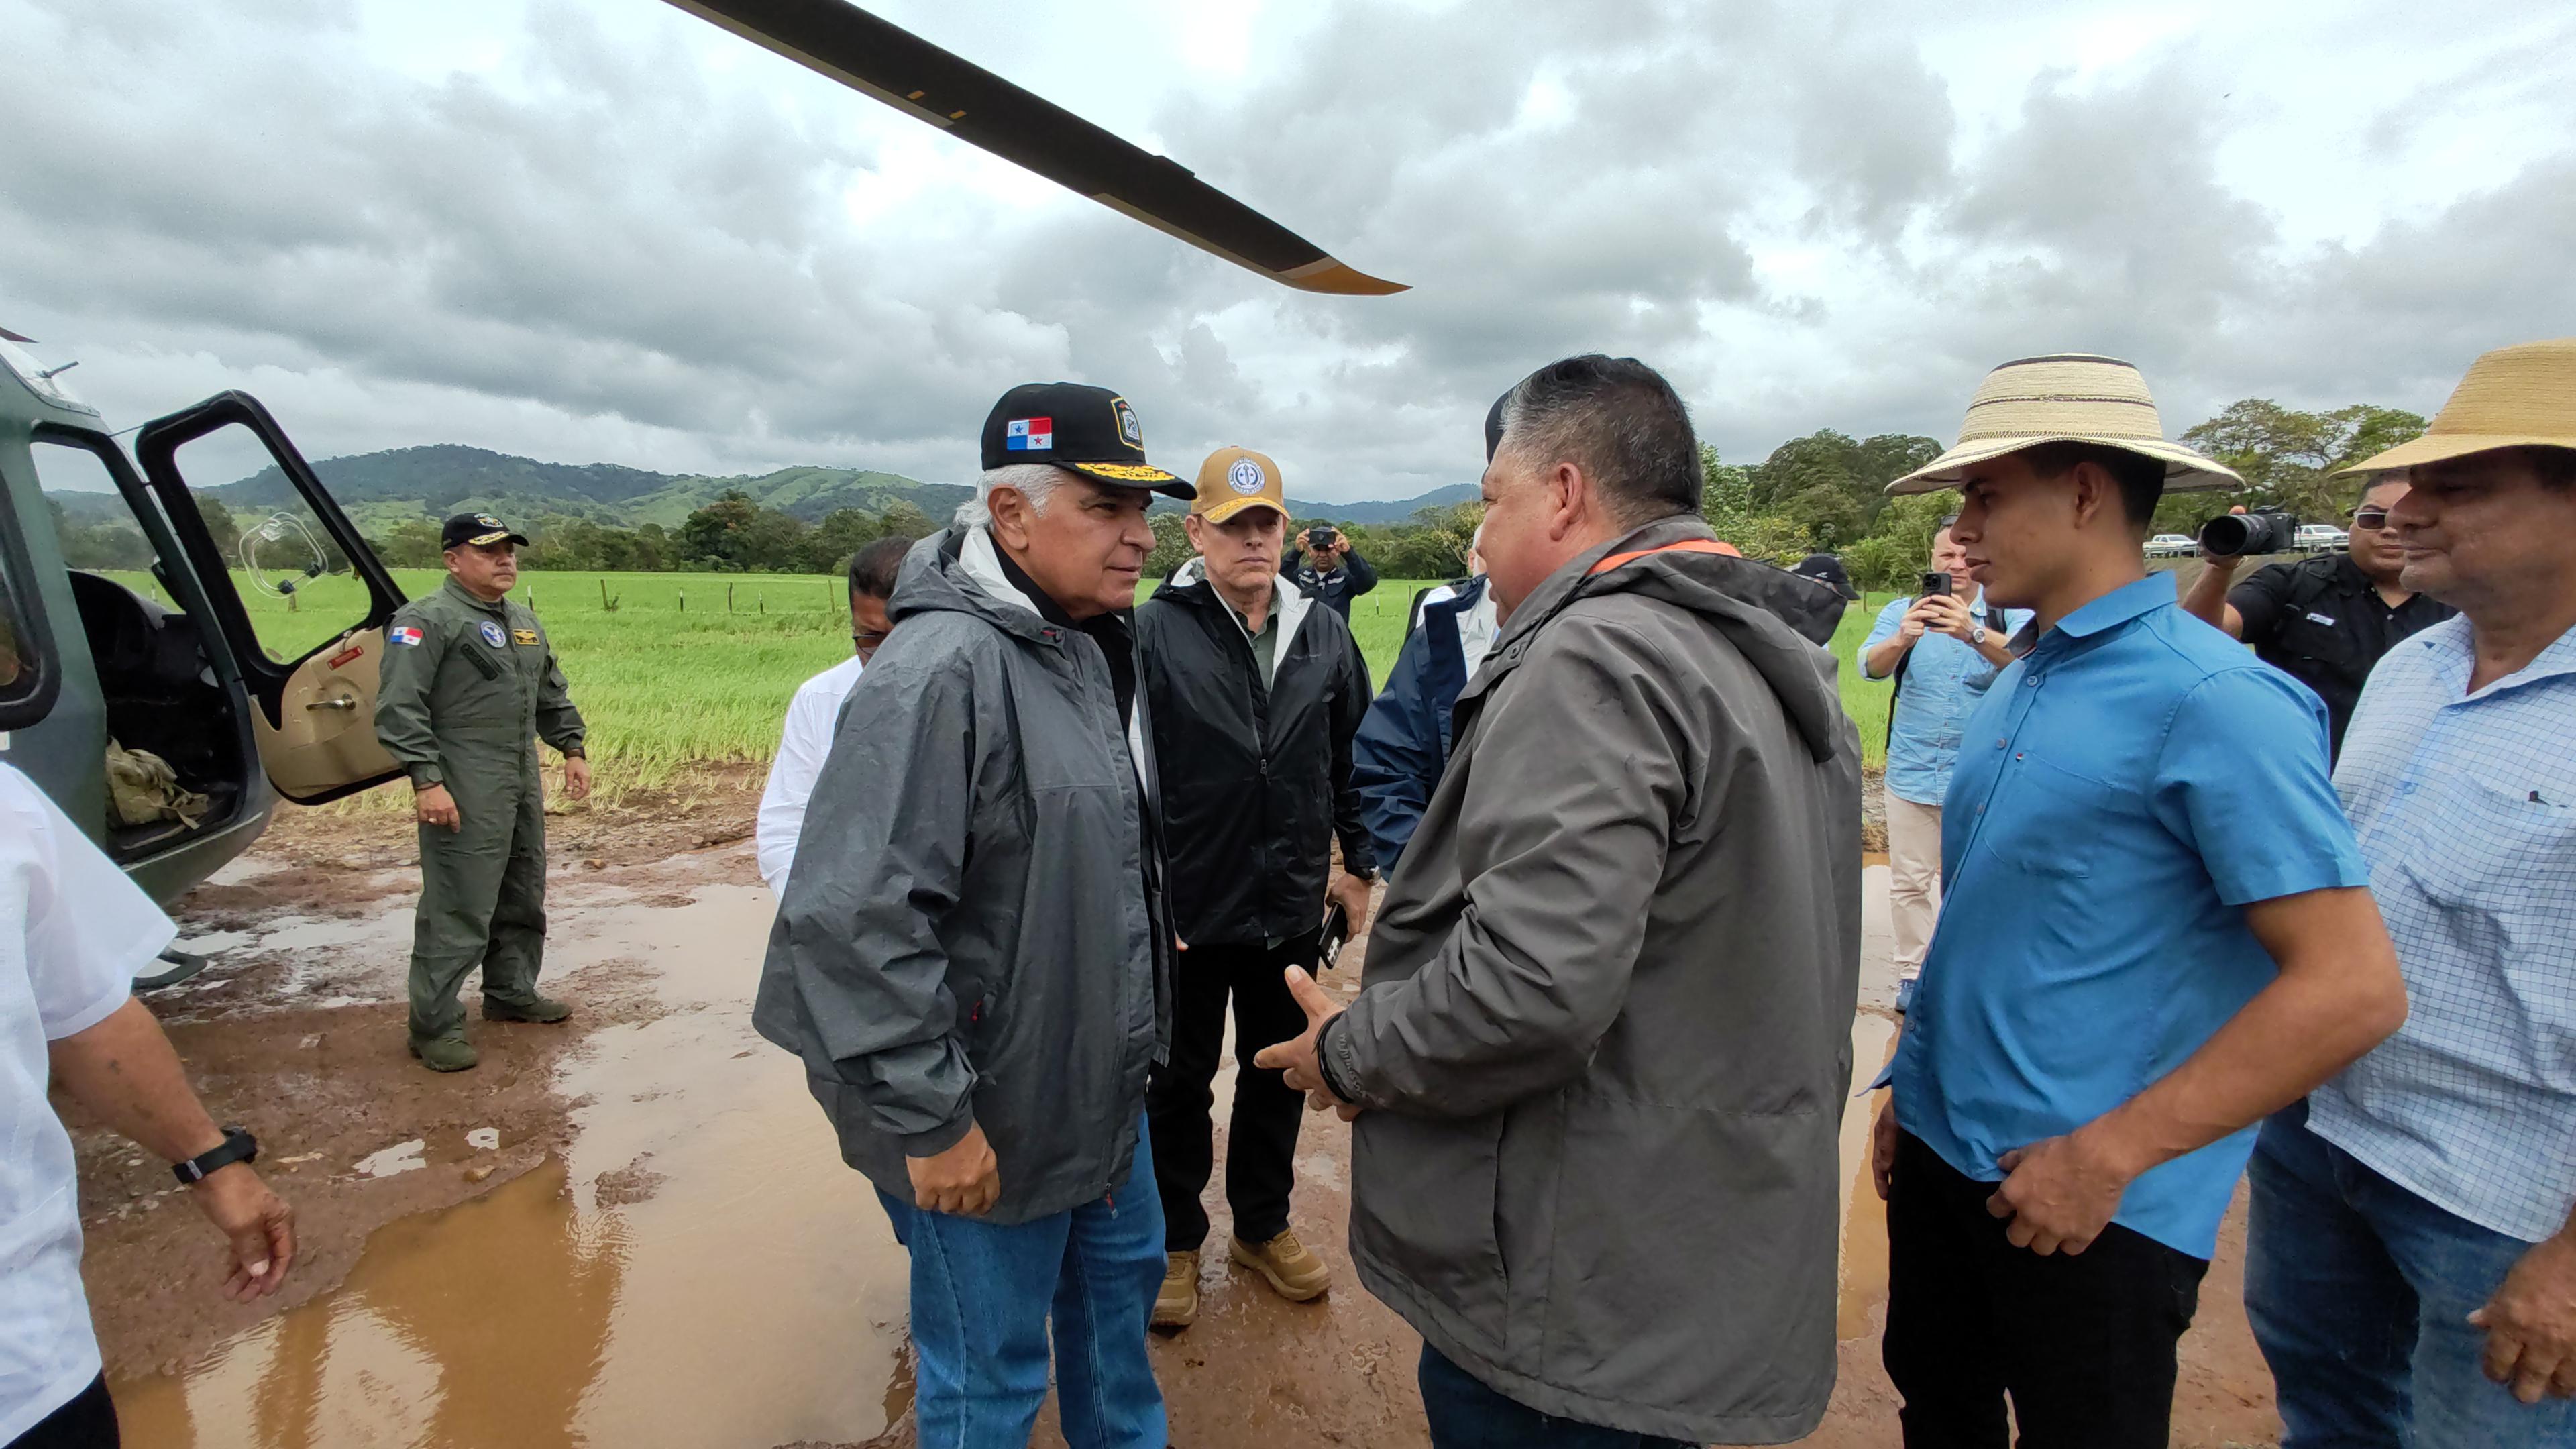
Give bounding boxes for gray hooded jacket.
[754,526,1175,1225]
[1321,514,1863,1443]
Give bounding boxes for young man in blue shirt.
[1870,354,2409,1447]
[1860,518,2029,1010]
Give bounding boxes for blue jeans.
[2247,1102,2576,1448]
[1417,1346,1692,1449]
[877,1120,1167,1449]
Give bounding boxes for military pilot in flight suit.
[376,512,592,1072]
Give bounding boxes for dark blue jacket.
[1279,545,1379,619]
[1350,575,1487,869]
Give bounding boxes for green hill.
[206,444,971,532]
[197,443,1473,531]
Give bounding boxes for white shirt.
[757,653,867,894]
[1,764,174,1439]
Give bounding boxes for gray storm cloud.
[3,0,2569,499]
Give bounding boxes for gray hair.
[954,463,1066,527]
[1496,354,1700,527]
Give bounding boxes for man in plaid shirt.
[2247,339,2576,1446]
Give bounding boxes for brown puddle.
[115,883,914,1449]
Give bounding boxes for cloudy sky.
[5,0,2570,503]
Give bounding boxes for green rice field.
[102,568,1897,794]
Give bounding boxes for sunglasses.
[2353,508,2392,530]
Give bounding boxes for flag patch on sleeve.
[390,625,424,647]
[1005,417,1053,451]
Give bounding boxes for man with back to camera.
[755,382,1184,1449]
[1859,517,2030,1012]
[2180,472,2455,761]
[376,512,591,1074]
[1260,354,1864,1447]
[1870,353,2408,1446]
[755,531,918,895]
[1134,444,1377,1329]
[2,759,296,1448]
[1281,521,1379,621]
[2244,338,2576,1444]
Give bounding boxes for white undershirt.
[757,653,867,894]
[0,763,176,1440]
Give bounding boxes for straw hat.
[2337,338,2576,477]
[1886,353,2242,495]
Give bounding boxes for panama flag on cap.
[1006,417,1054,452]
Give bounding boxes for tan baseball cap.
[1192,446,1291,523]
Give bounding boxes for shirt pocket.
[2399,774,2576,961]
[1977,749,2128,882]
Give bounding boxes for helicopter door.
[133,392,409,805]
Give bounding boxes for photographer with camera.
[2180,476,2453,761]
[1860,517,2029,1011]
[1281,521,1380,621]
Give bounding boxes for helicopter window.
[166,423,367,667]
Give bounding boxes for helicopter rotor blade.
[660,0,1405,296]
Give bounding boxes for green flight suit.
[374,578,586,1042]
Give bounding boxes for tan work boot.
[1230,1228,1330,1302]
[483,994,573,1024]
[407,1033,478,1073]
[1153,1250,1199,1330]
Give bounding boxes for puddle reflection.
[115,885,910,1449]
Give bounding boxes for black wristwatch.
[1349,865,1380,884]
[173,1126,258,1186]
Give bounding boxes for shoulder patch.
[389,625,425,647]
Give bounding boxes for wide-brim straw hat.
[2337,337,2576,477]
[1886,353,2242,496]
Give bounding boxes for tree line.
[46,397,2422,591]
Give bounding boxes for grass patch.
[101,568,1895,790]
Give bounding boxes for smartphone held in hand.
[1318,902,1351,971]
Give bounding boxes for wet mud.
[83,787,2289,1447]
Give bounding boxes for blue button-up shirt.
[1862,592,2035,806]
[1891,575,2371,1257]
[2308,617,2576,1243]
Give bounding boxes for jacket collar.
[441,578,508,614]
[1486,514,1715,662]
[1163,557,1311,645]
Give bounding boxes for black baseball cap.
[1789,553,1860,601]
[979,382,1193,500]
[441,511,529,550]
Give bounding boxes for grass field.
[104,568,1898,792]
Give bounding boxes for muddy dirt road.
[73,790,2287,1447]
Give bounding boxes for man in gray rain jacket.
[755,382,1187,1449]
[1263,356,1863,1447]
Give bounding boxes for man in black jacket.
[1138,445,1379,1329]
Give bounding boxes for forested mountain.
[207,445,969,532]
[192,443,1474,531]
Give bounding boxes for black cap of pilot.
[440,512,530,551]
[979,382,1195,500]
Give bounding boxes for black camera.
[2198,508,2297,557]
[1305,526,1336,550]
[1919,571,1952,600]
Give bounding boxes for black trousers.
[9,1377,117,1449]
[1882,1131,2208,1449]
[1146,936,1312,1250]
